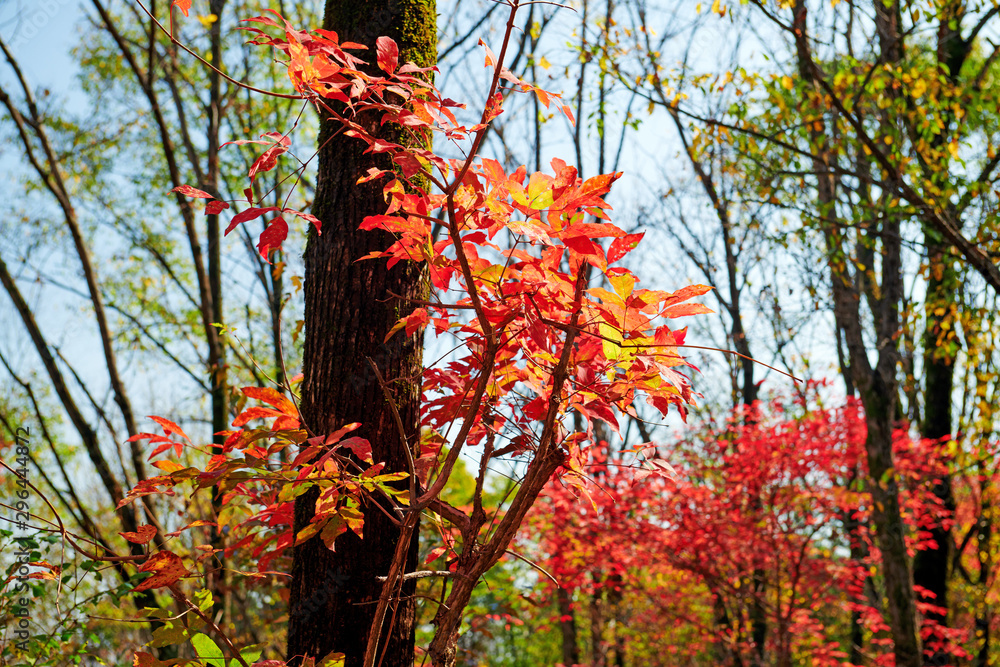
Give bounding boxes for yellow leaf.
[539,56,551,70]
[599,322,623,362]
[608,272,635,300]
[781,75,794,90]
[152,460,184,473]
[197,13,218,28]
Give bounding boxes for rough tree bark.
[285,1,436,665]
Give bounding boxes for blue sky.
[1,0,82,89]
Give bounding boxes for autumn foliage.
[7,1,1000,667]
[522,394,968,666]
[79,3,717,665]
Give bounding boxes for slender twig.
[367,357,418,503]
[134,0,305,100]
[376,570,453,582]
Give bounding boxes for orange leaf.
[663,284,713,307]
[152,460,184,473]
[148,416,190,442]
[26,561,61,580]
[663,303,715,318]
[172,0,191,17]
[133,551,188,592]
[133,651,165,667]
[166,520,216,537]
[120,524,157,545]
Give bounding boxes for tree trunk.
[590,576,607,667]
[790,2,921,663]
[912,228,956,665]
[205,0,230,627]
[558,586,581,666]
[286,1,436,665]
[911,5,969,659]
[606,572,627,667]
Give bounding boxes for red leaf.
[340,437,374,464]
[249,144,288,183]
[285,208,323,233]
[607,232,644,263]
[257,217,288,258]
[376,36,399,74]
[147,440,175,460]
[133,551,187,592]
[563,235,606,268]
[224,206,279,235]
[120,524,157,545]
[232,406,284,428]
[171,185,212,199]
[324,422,362,446]
[393,153,423,178]
[222,132,291,149]
[424,545,448,564]
[205,200,230,215]
[172,0,191,17]
[583,400,620,432]
[241,386,298,417]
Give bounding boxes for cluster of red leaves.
[523,396,966,666]
[124,3,710,627]
[225,12,709,454]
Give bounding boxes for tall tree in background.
[286,0,436,665]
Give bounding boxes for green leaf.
[278,481,313,505]
[194,588,214,612]
[240,643,265,664]
[191,633,226,667]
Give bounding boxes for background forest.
[2,0,1000,666]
